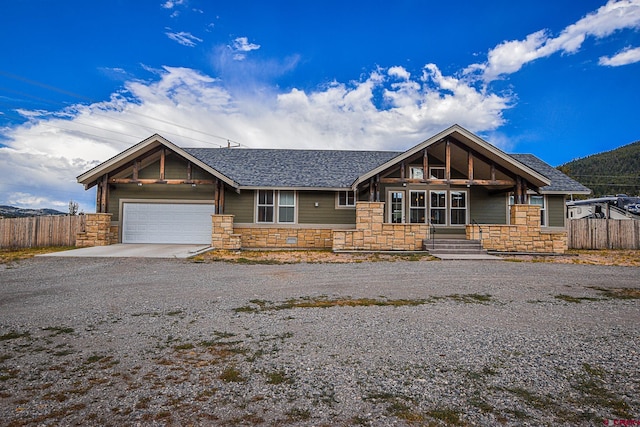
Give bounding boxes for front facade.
[76,125,591,253]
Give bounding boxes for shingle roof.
[182,147,590,193]
[183,148,401,188]
[510,154,591,194]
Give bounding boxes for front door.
[389,191,405,223]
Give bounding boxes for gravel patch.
[0,257,638,426]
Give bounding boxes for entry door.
[389,191,405,223]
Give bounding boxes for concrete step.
[423,238,501,260]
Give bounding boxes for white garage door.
[122,203,215,244]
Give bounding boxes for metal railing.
[471,219,483,243]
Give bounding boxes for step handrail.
[471,219,483,243]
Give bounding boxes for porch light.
[137,182,143,186]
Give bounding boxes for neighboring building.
[567,195,640,220]
[76,124,591,252]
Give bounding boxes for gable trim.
[352,124,551,189]
[76,134,239,189]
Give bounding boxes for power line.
[0,70,248,148]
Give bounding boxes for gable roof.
[353,124,551,189]
[510,154,591,194]
[183,148,399,189]
[77,127,591,195]
[76,134,239,189]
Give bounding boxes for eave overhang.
[76,134,239,190]
[352,124,551,189]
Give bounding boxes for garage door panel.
[123,203,214,244]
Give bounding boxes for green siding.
[224,191,254,223]
[469,187,507,224]
[298,192,356,224]
[107,184,215,222]
[547,195,566,227]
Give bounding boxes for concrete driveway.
[39,243,212,259]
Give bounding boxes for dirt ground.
[193,249,640,267]
[1,247,638,267]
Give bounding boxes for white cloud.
[599,45,640,65]
[165,30,203,47]
[228,37,261,60]
[388,66,411,80]
[0,65,511,210]
[161,0,185,9]
[467,0,640,81]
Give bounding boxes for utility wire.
[0,70,246,148]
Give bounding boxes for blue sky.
[1,0,639,212]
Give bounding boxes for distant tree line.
[557,140,640,198]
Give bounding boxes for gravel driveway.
[0,257,638,426]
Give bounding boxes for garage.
[122,202,215,244]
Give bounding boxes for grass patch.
[166,310,183,316]
[446,293,493,304]
[285,407,311,422]
[0,331,30,341]
[385,400,425,423]
[219,366,246,383]
[554,294,600,303]
[265,370,293,385]
[234,296,431,312]
[571,364,633,419]
[234,294,497,312]
[589,286,640,300]
[426,407,464,425]
[0,246,75,264]
[43,326,74,336]
[173,343,195,350]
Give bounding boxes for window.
[410,191,427,223]
[257,190,274,223]
[390,191,404,223]
[410,167,424,180]
[278,191,295,223]
[429,167,445,179]
[338,191,355,207]
[530,195,546,226]
[450,191,467,225]
[430,191,446,224]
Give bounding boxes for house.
[76,124,591,253]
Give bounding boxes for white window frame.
[278,190,296,224]
[257,190,275,223]
[530,195,546,226]
[429,190,447,225]
[409,190,427,223]
[410,167,424,180]
[450,190,468,226]
[337,190,356,208]
[388,191,405,224]
[429,167,445,179]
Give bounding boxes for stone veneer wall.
[466,204,567,253]
[211,215,334,250]
[211,215,242,250]
[234,227,333,249]
[332,202,429,251]
[76,213,116,247]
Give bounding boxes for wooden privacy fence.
[568,218,640,249]
[0,215,86,249]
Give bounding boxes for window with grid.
[338,191,355,207]
[410,191,427,223]
[257,190,274,223]
[278,191,295,223]
[430,191,446,224]
[450,191,467,225]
